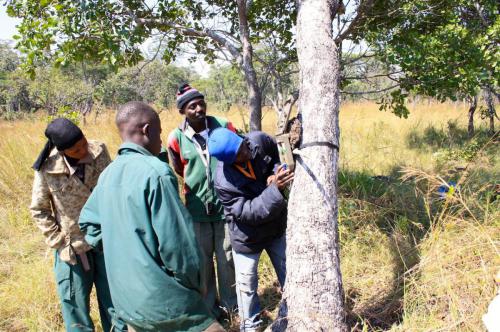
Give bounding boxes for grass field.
[0,101,498,331]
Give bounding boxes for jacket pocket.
[54,252,73,302]
[47,174,71,193]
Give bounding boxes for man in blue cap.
[207,128,294,332]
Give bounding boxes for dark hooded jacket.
[213,131,287,254]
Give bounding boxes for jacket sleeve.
[78,188,102,248]
[150,174,205,293]
[215,182,287,226]
[78,143,109,248]
[30,171,65,249]
[101,143,112,166]
[167,132,186,177]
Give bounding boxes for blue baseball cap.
[208,128,244,164]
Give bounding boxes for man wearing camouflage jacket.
[30,118,124,332]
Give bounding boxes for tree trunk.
[273,0,348,331]
[485,87,496,135]
[276,91,299,135]
[467,95,477,138]
[237,0,263,132]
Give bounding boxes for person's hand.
[272,164,294,191]
[267,175,276,186]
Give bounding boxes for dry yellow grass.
[339,101,474,174]
[0,101,497,332]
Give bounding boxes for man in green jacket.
[79,101,224,332]
[167,84,237,317]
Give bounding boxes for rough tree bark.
[273,0,348,331]
[237,0,263,131]
[467,95,477,138]
[275,91,299,135]
[485,87,497,135]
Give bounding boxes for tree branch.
[135,17,242,63]
[132,33,166,77]
[342,71,402,80]
[341,84,399,95]
[335,0,375,44]
[342,51,377,66]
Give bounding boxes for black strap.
[294,140,339,214]
[300,141,339,151]
[295,154,336,213]
[32,140,54,171]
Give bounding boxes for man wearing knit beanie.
[167,83,237,319]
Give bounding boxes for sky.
[0,6,20,42]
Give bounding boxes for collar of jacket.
[45,140,103,174]
[63,153,93,176]
[180,116,217,140]
[118,142,154,157]
[230,139,260,170]
[227,141,264,187]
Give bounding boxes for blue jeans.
[232,235,286,332]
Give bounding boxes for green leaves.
[366,0,499,109]
[378,89,410,118]
[7,0,297,82]
[7,0,147,74]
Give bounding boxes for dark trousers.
[54,249,126,331]
[193,221,237,317]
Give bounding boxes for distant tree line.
[1,18,497,135]
[0,41,280,117]
[0,40,398,117]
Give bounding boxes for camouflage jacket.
[30,140,111,264]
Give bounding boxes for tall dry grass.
[0,101,498,332]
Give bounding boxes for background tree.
[6,0,297,130]
[0,39,195,119]
[254,39,299,121]
[193,65,247,111]
[0,41,19,75]
[0,41,25,114]
[97,61,193,109]
[362,0,499,133]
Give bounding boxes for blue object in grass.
[438,181,457,199]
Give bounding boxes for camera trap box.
[276,133,295,172]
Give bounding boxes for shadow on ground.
[405,121,491,151]
[339,169,426,330]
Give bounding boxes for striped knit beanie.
[176,83,204,110]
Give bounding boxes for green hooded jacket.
[79,142,214,332]
[167,116,236,222]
